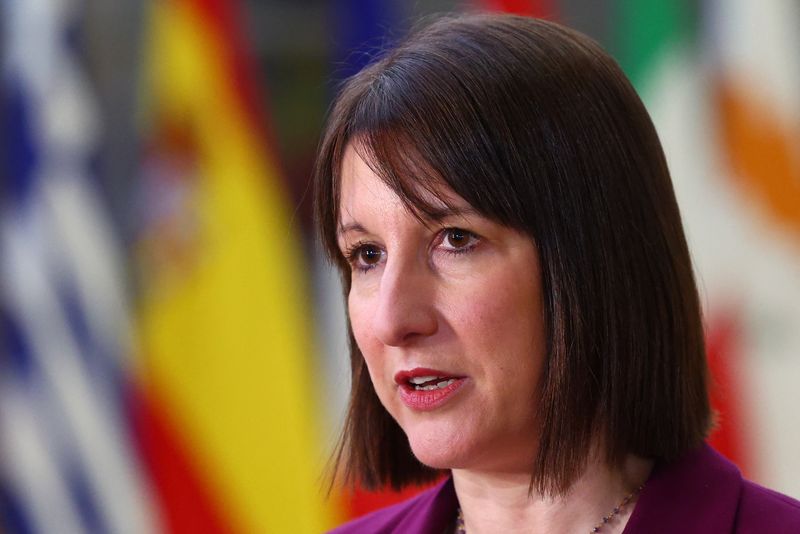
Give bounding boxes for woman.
[314,13,800,533]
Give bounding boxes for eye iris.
[360,246,381,264]
[447,229,468,247]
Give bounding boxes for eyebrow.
[337,221,367,238]
[336,205,480,238]
[424,205,479,221]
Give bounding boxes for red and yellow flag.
[134,0,339,531]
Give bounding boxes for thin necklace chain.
[589,485,643,533]
[454,485,644,534]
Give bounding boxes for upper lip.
[394,367,464,386]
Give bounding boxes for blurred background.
[1,0,798,532]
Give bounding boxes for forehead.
[337,142,470,228]
[338,145,402,220]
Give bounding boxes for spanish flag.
[134,0,338,531]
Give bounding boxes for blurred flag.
[612,0,754,472]
[0,0,156,532]
[613,0,800,497]
[616,0,747,467]
[133,0,338,531]
[706,0,800,496]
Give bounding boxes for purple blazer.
[330,444,800,533]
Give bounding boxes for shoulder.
[735,478,800,533]
[327,492,432,534]
[624,443,800,534]
[328,478,457,534]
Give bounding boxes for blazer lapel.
[623,444,742,534]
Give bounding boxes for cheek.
[451,272,545,383]
[348,289,371,350]
[347,290,385,380]
[455,275,542,342]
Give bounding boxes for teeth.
[414,378,455,391]
[409,375,439,385]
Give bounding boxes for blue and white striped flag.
[1,0,157,532]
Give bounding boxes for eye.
[440,228,479,252]
[344,242,384,272]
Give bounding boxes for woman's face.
[337,144,546,474]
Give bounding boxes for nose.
[371,256,438,347]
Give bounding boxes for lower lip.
[398,378,467,411]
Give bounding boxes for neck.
[452,454,652,534]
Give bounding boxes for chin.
[409,441,467,470]
[403,420,475,470]
[406,422,538,474]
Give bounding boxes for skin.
[337,143,651,533]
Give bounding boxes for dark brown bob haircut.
[313,13,711,496]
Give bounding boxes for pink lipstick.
[394,368,467,411]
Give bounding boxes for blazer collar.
[623,443,742,533]
[393,477,459,534]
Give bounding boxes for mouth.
[406,376,458,391]
[394,368,467,411]
[394,368,464,389]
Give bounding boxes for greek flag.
[1,0,156,532]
